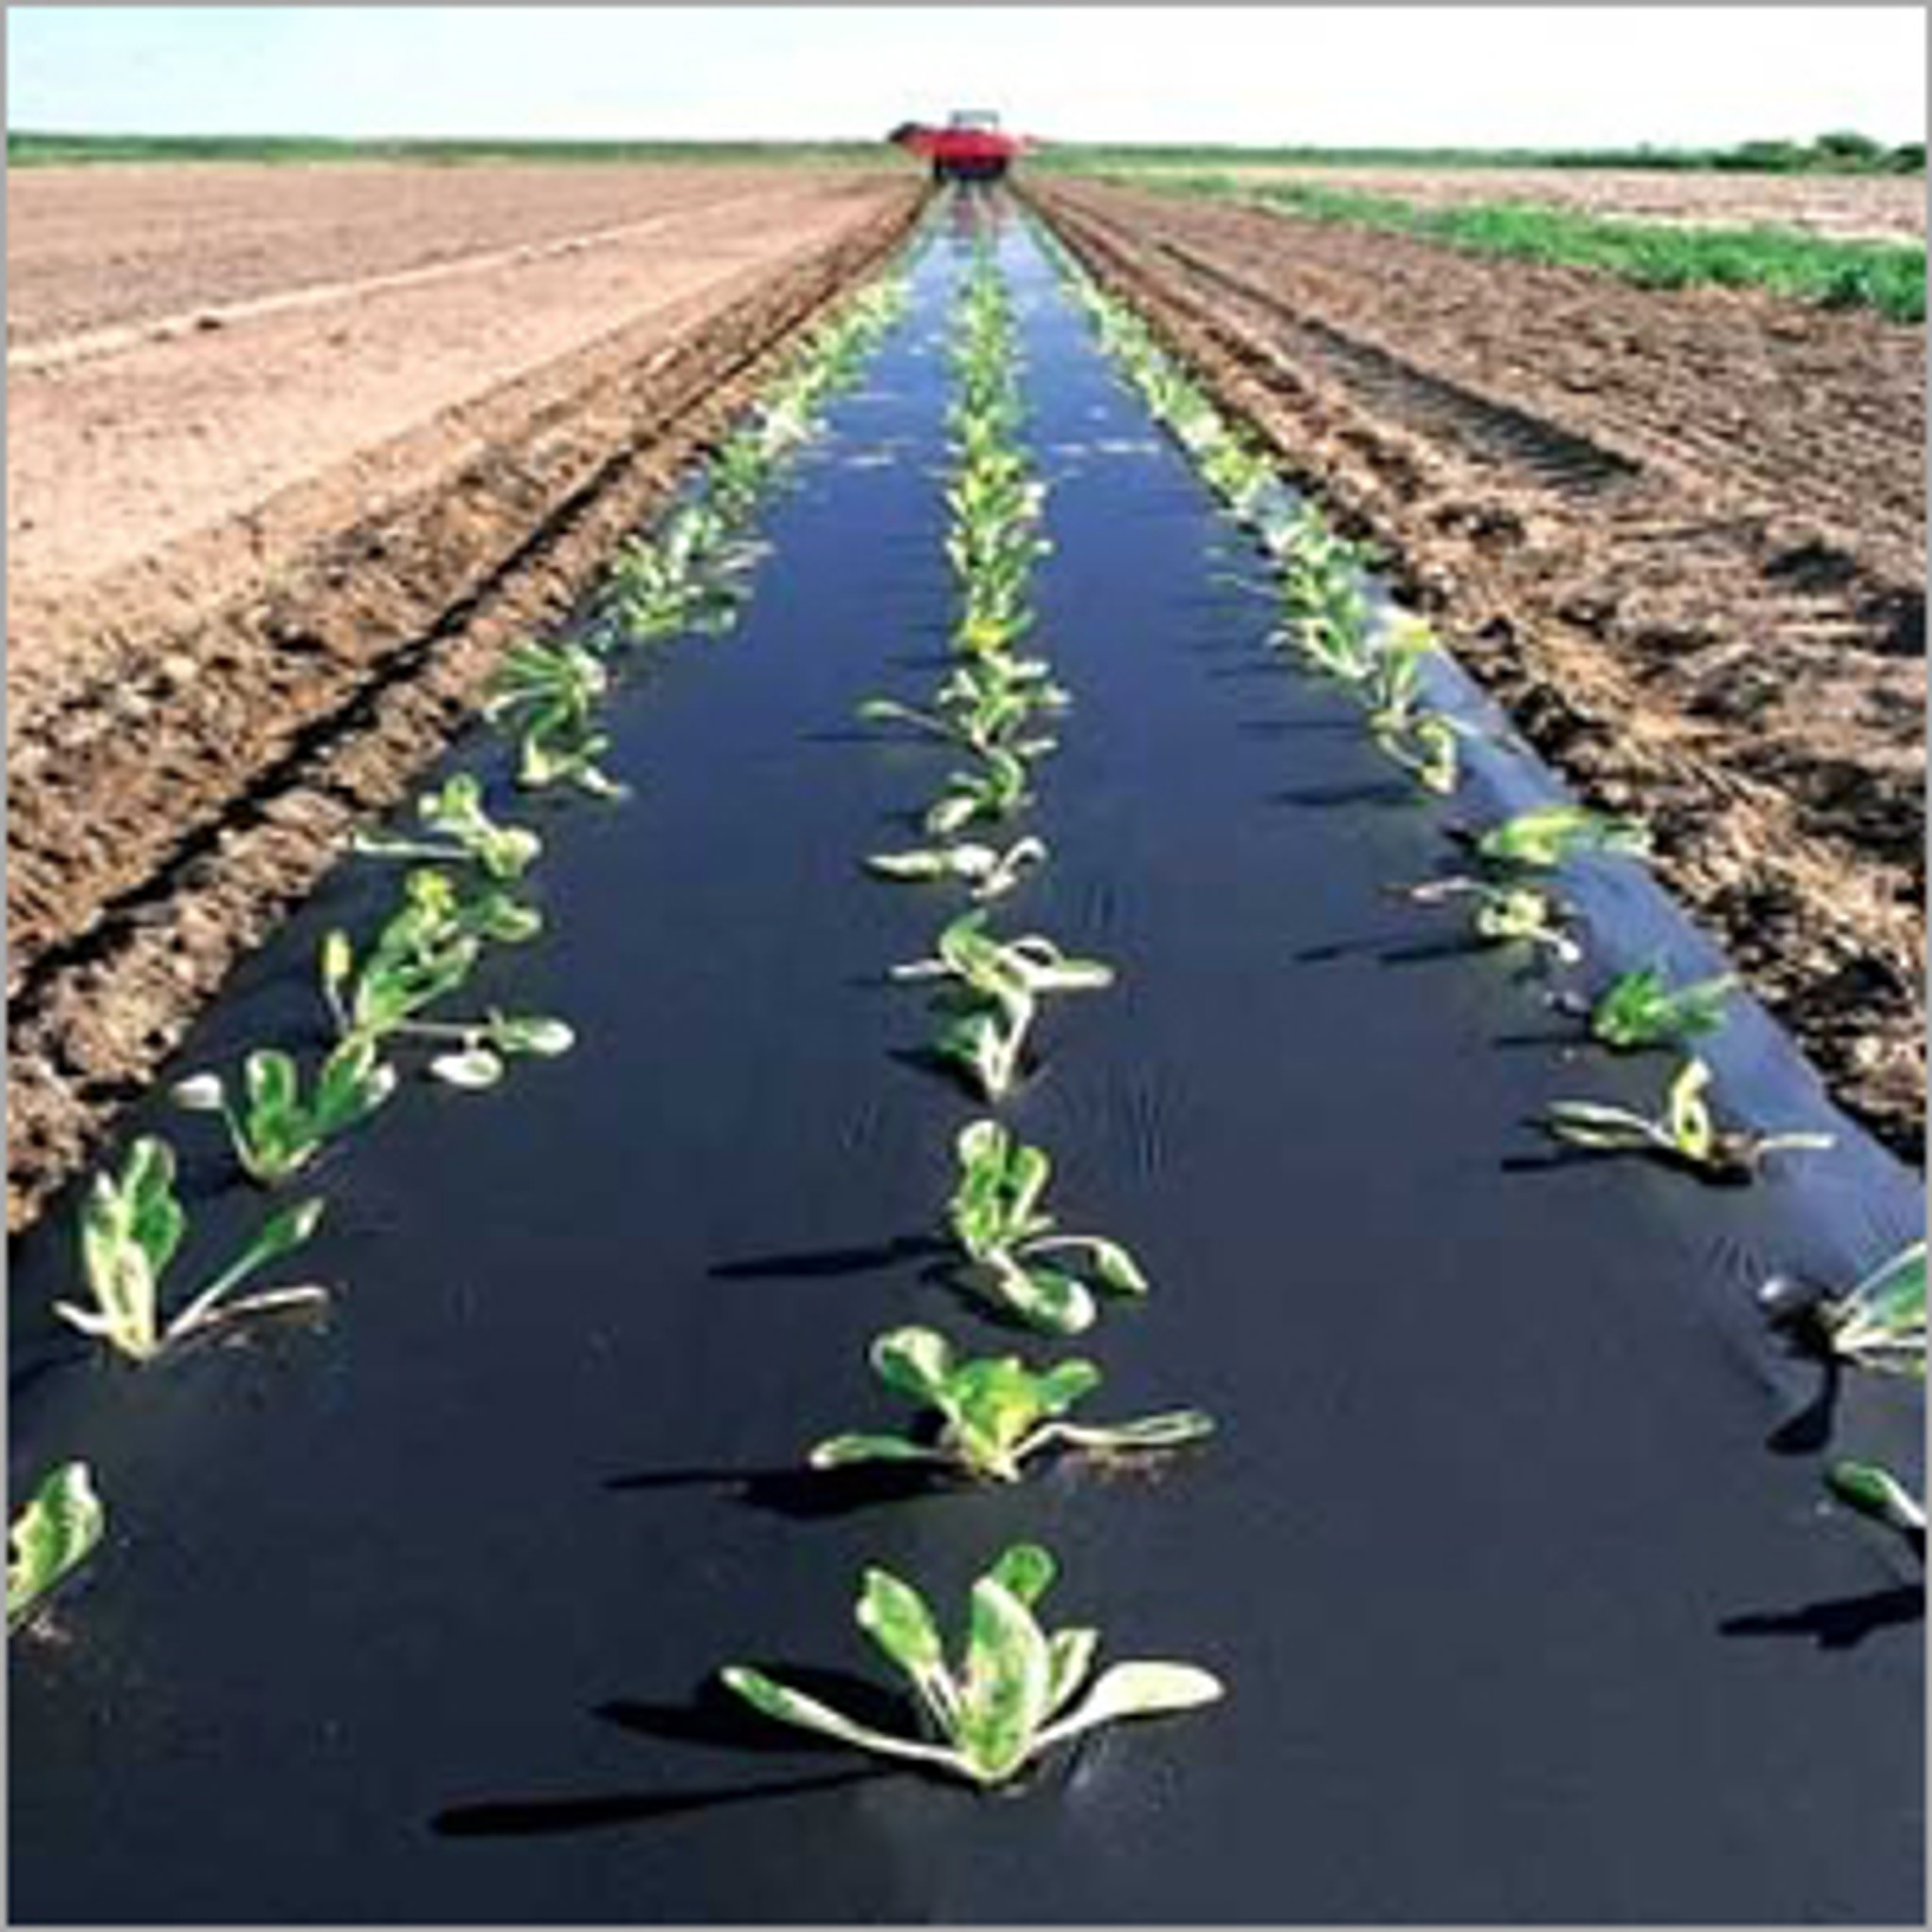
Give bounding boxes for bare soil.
[1164,164,1928,243]
[1029,176,1925,1164]
[6,164,923,1231]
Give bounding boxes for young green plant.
[942,1119,1148,1334]
[1544,1056,1833,1181]
[320,870,571,1088]
[866,834,1048,903]
[892,913,1114,1103]
[8,1463,106,1635]
[53,1137,326,1363]
[722,1541,1224,1787]
[810,1324,1211,1481]
[1405,877,1582,965]
[172,1038,396,1185]
[483,640,626,798]
[1583,962,1736,1051]
[1759,1239,1924,1377]
[349,774,541,880]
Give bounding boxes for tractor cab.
[890,109,1025,183]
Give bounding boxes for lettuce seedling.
[722,1542,1224,1787]
[605,505,758,645]
[54,1137,326,1362]
[8,1463,105,1634]
[892,913,1114,1102]
[350,774,541,881]
[1825,1461,1925,1554]
[1475,803,1651,870]
[173,1038,397,1185]
[1199,437,1274,523]
[858,678,1058,763]
[1376,709,1465,796]
[1760,1239,1924,1377]
[320,866,532,1039]
[1278,558,1376,685]
[1407,877,1581,965]
[1588,963,1735,1051]
[484,641,626,798]
[810,1324,1211,1481]
[866,835,1047,903]
[943,1120,1148,1334]
[924,748,1035,839]
[1545,1056,1833,1181]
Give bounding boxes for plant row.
[713,228,1224,1788]
[8,270,913,1636]
[1026,214,1924,1555]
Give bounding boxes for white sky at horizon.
[7,7,1924,151]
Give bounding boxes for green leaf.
[1825,1460,1925,1538]
[1086,1238,1149,1297]
[989,1543,1057,1608]
[1034,1661,1225,1751]
[162,1195,327,1348]
[857,1568,946,1677]
[488,1015,575,1058]
[719,1667,953,1770]
[125,1138,186,1277]
[8,1463,106,1632]
[1033,1359,1104,1414]
[170,1073,226,1113]
[949,1358,1052,1467]
[429,1047,504,1090]
[1666,1058,1715,1159]
[1056,1409,1218,1453]
[957,1574,1056,1783]
[1045,1625,1100,1717]
[808,1434,936,1470]
[866,849,954,882]
[321,930,354,989]
[312,1038,397,1136]
[242,1050,300,1129]
[871,1325,954,1404]
[997,1260,1096,1336]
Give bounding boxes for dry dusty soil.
[6,162,924,1231]
[1159,163,1928,243]
[1029,176,1925,1164]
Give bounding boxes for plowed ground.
[6,163,924,1231]
[1030,176,1925,1162]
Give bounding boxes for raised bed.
[8,201,1922,1924]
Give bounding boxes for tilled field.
[1027,175,1926,1163]
[6,164,924,1231]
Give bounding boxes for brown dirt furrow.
[6,184,924,1234]
[1027,178,1924,1166]
[1056,180,1925,574]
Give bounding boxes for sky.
[7,6,1925,150]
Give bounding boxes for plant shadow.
[1719,1583,1924,1651]
[1763,1357,1842,1457]
[431,1767,883,1839]
[708,1234,947,1282]
[431,1674,907,1840]
[605,1458,947,1523]
[1272,780,1417,811]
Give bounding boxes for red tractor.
[889,109,1027,183]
